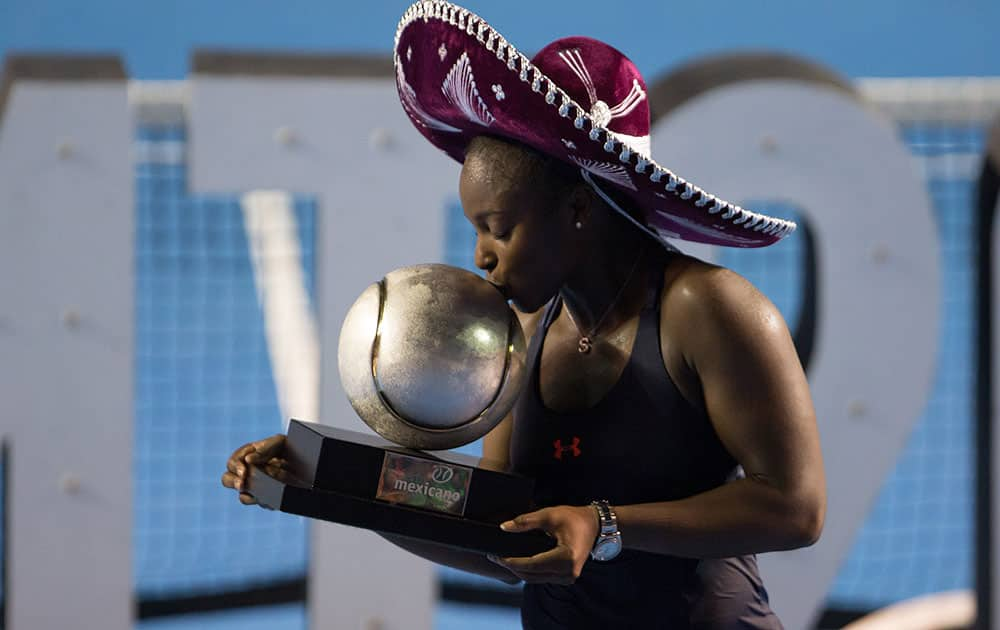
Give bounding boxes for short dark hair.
[464,135,646,224]
[465,135,578,202]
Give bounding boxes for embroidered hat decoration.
[394,0,796,247]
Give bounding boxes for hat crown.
[532,37,650,148]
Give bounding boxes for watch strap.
[590,499,618,536]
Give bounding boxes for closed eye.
[488,221,513,240]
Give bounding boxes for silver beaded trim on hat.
[395,0,797,240]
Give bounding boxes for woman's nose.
[474,239,497,272]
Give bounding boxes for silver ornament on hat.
[338,264,527,450]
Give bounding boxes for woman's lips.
[488,281,511,301]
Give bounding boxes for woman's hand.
[488,505,600,584]
[220,434,287,505]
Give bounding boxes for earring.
[575,221,583,230]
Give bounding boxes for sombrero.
[394,0,796,248]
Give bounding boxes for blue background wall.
[2,0,999,80]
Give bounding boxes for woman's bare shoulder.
[656,252,797,409]
[660,254,770,318]
[658,253,786,359]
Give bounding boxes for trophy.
[248,264,554,557]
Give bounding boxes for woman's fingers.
[222,469,247,492]
[499,508,551,533]
[262,462,292,484]
[223,435,288,503]
[226,443,255,476]
[492,506,598,584]
[519,573,576,585]
[244,435,285,465]
[493,548,572,575]
[487,557,576,585]
[225,436,285,489]
[223,472,258,504]
[489,546,577,584]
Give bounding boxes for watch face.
[592,535,622,561]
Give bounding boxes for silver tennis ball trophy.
[247,264,554,556]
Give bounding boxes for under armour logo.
[553,437,582,460]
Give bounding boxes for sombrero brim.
[394,0,796,248]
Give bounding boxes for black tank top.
[509,265,783,630]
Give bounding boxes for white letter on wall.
[648,56,940,629]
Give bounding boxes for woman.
[223,3,824,627]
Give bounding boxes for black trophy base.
[247,419,555,557]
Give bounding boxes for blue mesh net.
[134,124,312,598]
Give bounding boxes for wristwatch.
[589,500,622,561]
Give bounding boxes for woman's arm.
[495,264,825,581]
[614,263,825,557]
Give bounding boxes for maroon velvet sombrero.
[394,0,796,247]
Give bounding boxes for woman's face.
[459,157,576,313]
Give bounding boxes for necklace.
[563,245,646,354]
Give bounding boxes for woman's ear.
[565,182,594,231]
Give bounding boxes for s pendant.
[578,337,592,354]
